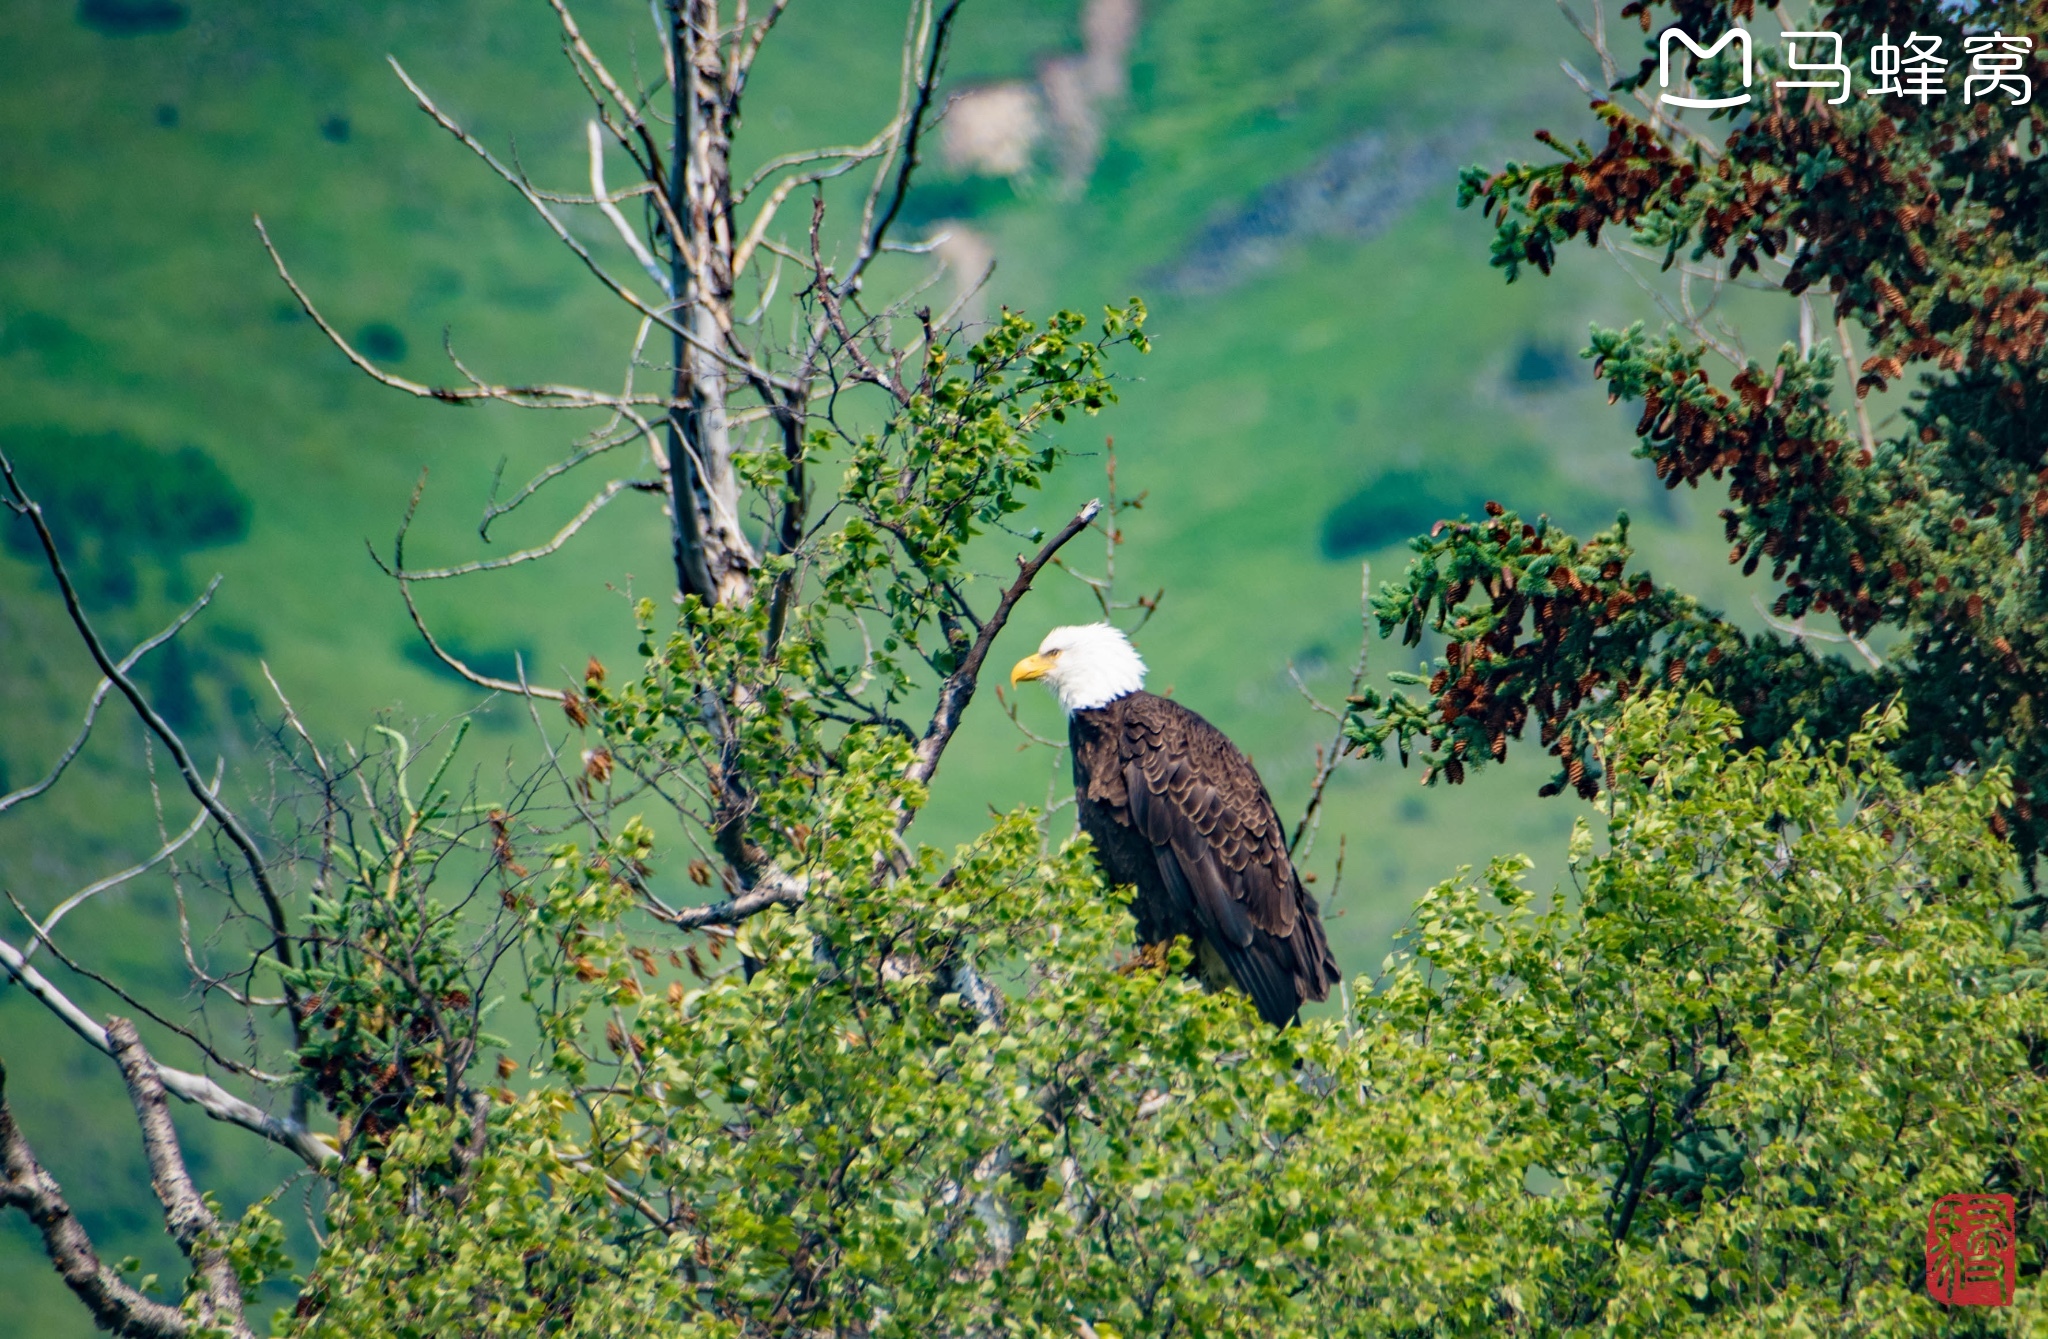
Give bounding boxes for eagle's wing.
[1114,693,1338,1025]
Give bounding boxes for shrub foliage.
[293,691,2048,1335]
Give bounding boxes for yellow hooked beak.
[1010,652,1056,686]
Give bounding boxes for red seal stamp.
[1925,1193,2016,1307]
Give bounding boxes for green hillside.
[0,1,1820,1329]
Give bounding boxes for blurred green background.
[0,1,1811,1330]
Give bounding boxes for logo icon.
[1926,1193,2016,1307]
[1658,28,1753,108]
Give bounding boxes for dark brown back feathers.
[1069,691,1341,1026]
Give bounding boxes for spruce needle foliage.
[1347,0,2048,874]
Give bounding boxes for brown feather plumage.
[1069,691,1341,1026]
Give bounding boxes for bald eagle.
[1012,623,1342,1026]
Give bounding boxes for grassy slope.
[0,1,1830,1328]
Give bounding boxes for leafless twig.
[373,473,570,701]
[1602,236,1749,369]
[842,1,965,299]
[261,660,329,776]
[993,684,1070,750]
[0,577,221,815]
[19,768,217,961]
[1290,562,1372,859]
[397,478,640,581]
[588,120,673,295]
[256,217,658,407]
[1053,440,1162,628]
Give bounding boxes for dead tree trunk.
[665,0,757,610]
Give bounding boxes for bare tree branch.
[388,58,678,337]
[900,498,1102,818]
[1052,440,1162,629]
[649,873,808,929]
[553,0,680,221]
[480,424,651,540]
[256,217,654,408]
[1837,316,1879,455]
[20,768,217,961]
[397,478,637,581]
[736,135,895,206]
[0,937,333,1167]
[731,126,894,277]
[1751,593,1884,670]
[588,119,672,295]
[844,0,963,297]
[106,1019,255,1339]
[1601,236,1748,370]
[0,1060,198,1339]
[992,683,1070,750]
[0,578,220,816]
[374,473,571,701]
[7,892,290,1085]
[260,660,330,777]
[1291,562,1373,860]
[1,453,306,1048]
[384,57,801,398]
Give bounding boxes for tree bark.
[0,1057,209,1339]
[107,1018,255,1339]
[666,0,757,609]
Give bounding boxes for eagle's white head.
[1010,622,1147,714]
